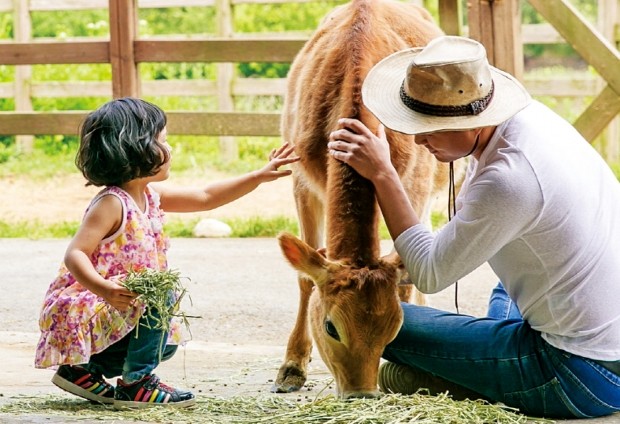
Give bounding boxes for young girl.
[34,97,299,409]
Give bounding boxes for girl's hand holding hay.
[121,268,192,336]
[97,275,139,312]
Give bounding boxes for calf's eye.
[325,319,340,341]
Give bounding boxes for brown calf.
[274,0,449,398]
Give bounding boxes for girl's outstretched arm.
[155,142,300,213]
[64,195,138,311]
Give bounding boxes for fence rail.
[0,0,618,159]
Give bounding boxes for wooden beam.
[0,112,87,135]
[467,0,495,62]
[492,0,523,79]
[0,112,282,136]
[0,41,109,64]
[438,0,462,36]
[134,38,306,63]
[528,0,620,97]
[573,85,620,141]
[166,112,281,136]
[467,0,523,79]
[109,0,139,98]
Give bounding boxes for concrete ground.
[0,238,618,423]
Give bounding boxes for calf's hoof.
[271,360,307,393]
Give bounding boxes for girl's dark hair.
[76,97,169,187]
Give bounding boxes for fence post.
[215,0,238,162]
[13,0,34,151]
[109,0,139,98]
[438,0,463,36]
[599,0,619,162]
[467,0,524,80]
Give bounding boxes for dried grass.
[0,392,554,424]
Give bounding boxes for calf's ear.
[381,249,413,286]
[381,249,402,267]
[277,232,336,286]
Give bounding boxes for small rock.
[192,218,232,238]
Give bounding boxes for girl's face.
[415,129,480,162]
[152,127,172,182]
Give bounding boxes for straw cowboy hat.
[362,36,531,134]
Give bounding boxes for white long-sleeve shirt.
[395,100,620,361]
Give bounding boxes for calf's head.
[278,232,404,399]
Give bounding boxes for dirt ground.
[0,171,297,224]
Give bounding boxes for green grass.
[165,216,299,238]
[0,220,78,238]
[0,216,299,239]
[0,214,448,240]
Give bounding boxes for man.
[327,35,620,418]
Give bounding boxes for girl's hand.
[101,279,139,312]
[327,118,394,182]
[257,142,300,182]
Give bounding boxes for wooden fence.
[0,0,618,160]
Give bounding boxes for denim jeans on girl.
[382,282,620,418]
[83,308,178,383]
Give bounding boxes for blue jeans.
[85,308,177,383]
[382,282,620,418]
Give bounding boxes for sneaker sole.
[52,373,114,405]
[113,398,197,410]
[378,361,417,395]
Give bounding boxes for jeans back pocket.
[504,377,591,419]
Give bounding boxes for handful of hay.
[121,268,192,336]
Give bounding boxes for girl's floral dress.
[35,185,184,369]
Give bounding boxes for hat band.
[399,81,495,117]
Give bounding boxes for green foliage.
[233,2,344,79]
[238,63,290,79]
[164,217,201,238]
[141,63,216,81]
[0,147,76,177]
[0,143,14,164]
[0,13,11,39]
[431,211,448,229]
[31,9,109,38]
[0,65,13,83]
[138,7,217,36]
[235,95,283,112]
[234,2,344,33]
[611,163,620,180]
[167,136,221,173]
[33,135,79,156]
[32,64,111,82]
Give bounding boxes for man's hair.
[76,97,169,187]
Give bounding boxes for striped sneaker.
[51,365,115,404]
[113,374,195,409]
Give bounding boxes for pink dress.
[35,185,183,369]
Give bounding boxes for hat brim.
[362,48,531,134]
